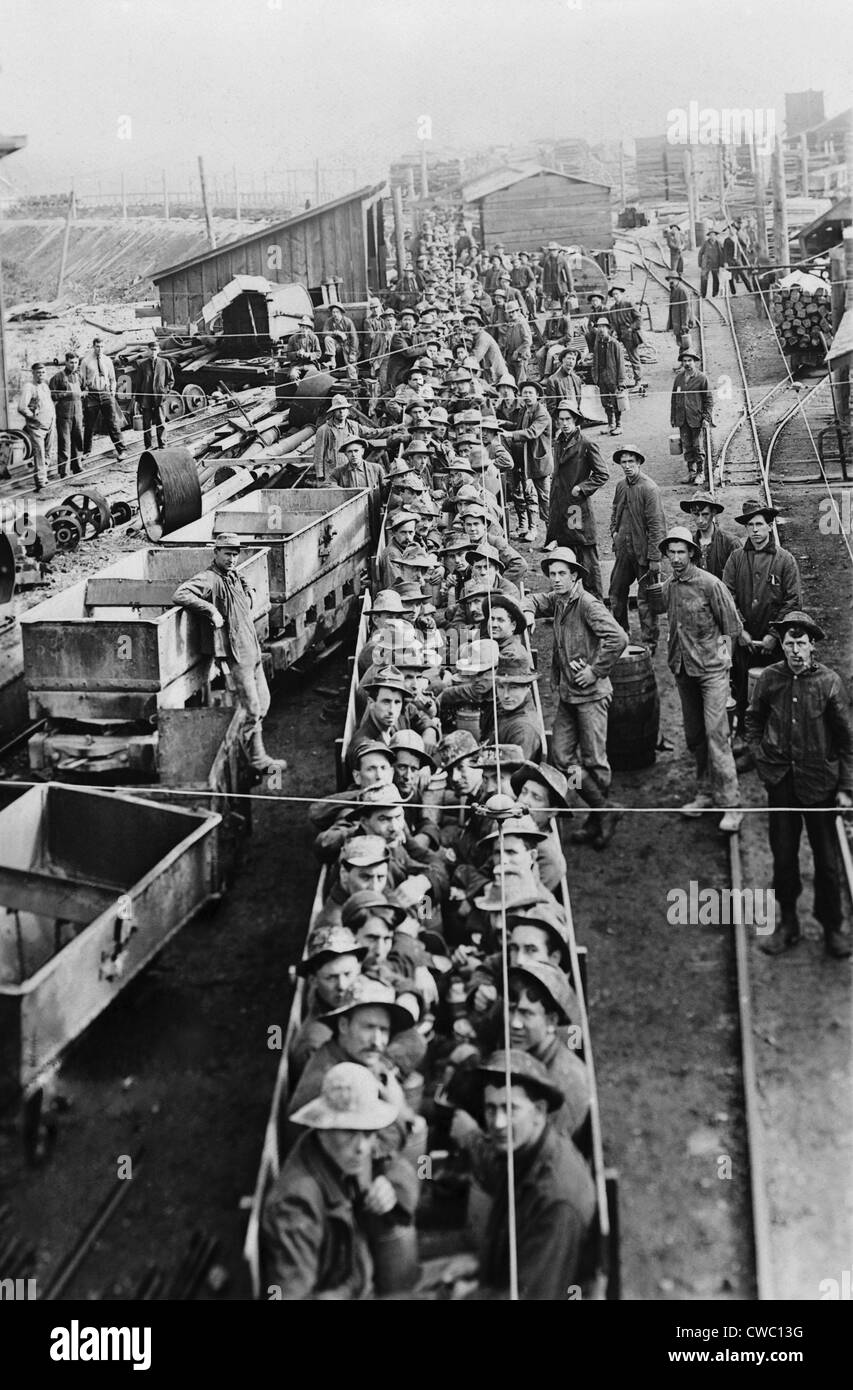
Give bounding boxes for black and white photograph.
[0,0,851,1354]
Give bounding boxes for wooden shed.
[152,183,388,329]
[462,164,613,254]
[798,196,852,259]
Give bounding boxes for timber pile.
[770,282,833,352]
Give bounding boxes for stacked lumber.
[770,281,833,352]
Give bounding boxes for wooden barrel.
[606,645,660,770]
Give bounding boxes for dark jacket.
[261,1129,374,1300]
[609,301,642,349]
[505,402,553,480]
[541,251,574,302]
[722,539,802,645]
[590,335,627,394]
[135,356,175,409]
[471,1122,596,1300]
[746,660,853,801]
[698,238,724,272]
[670,366,713,428]
[547,428,608,546]
[666,284,691,336]
[524,586,628,704]
[610,473,668,564]
[693,525,740,581]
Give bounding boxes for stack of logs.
[770,282,833,353]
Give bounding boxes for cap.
[680,491,724,515]
[351,739,396,767]
[437,729,481,770]
[340,834,390,867]
[296,923,368,977]
[495,654,536,685]
[212,532,245,549]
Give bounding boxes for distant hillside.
[0,216,265,305]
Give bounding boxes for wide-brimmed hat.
[518,380,544,396]
[465,542,504,572]
[362,664,410,697]
[509,961,576,1025]
[659,525,700,556]
[678,348,700,362]
[339,834,389,867]
[510,761,571,810]
[387,508,419,530]
[447,456,474,473]
[386,459,419,482]
[479,811,548,846]
[477,1049,564,1111]
[455,636,500,674]
[479,414,501,431]
[680,491,724,515]
[439,533,470,555]
[340,436,372,452]
[461,307,483,323]
[541,546,587,578]
[555,399,584,418]
[735,497,778,525]
[403,438,432,458]
[351,783,405,816]
[497,374,518,390]
[370,589,406,615]
[429,406,449,424]
[437,729,481,770]
[212,532,246,549]
[495,654,536,685]
[546,241,561,251]
[389,729,435,768]
[769,610,825,641]
[506,902,573,970]
[454,407,482,425]
[296,923,368,977]
[473,878,544,914]
[483,591,527,631]
[613,445,646,465]
[322,975,416,1034]
[445,368,473,385]
[290,1062,400,1131]
[394,580,428,604]
[397,544,437,571]
[328,394,350,411]
[298,314,314,327]
[399,306,420,321]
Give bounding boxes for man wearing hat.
[318,784,448,899]
[511,250,538,317]
[665,272,692,356]
[524,548,628,848]
[652,526,744,831]
[444,1049,596,1300]
[172,537,285,777]
[664,223,685,273]
[609,446,667,653]
[358,589,415,676]
[389,729,440,845]
[546,401,608,596]
[495,373,519,426]
[312,393,358,481]
[330,435,384,502]
[501,300,533,384]
[590,316,628,435]
[541,242,575,310]
[503,380,553,541]
[322,302,359,367]
[349,666,410,769]
[369,308,406,394]
[459,502,526,582]
[308,740,396,835]
[542,344,584,416]
[679,491,739,580]
[722,499,802,743]
[698,228,724,299]
[670,348,713,485]
[262,1062,409,1299]
[584,293,610,351]
[608,286,645,392]
[314,836,391,932]
[462,310,508,384]
[379,510,419,587]
[746,612,853,958]
[479,414,515,486]
[511,762,574,878]
[288,924,368,1084]
[285,314,323,371]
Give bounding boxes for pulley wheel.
[110,499,134,526]
[0,531,18,603]
[137,447,202,541]
[182,383,208,414]
[63,489,111,540]
[46,506,83,552]
[163,390,185,421]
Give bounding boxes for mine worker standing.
[502,380,552,542]
[652,526,743,832]
[664,224,685,273]
[545,402,608,598]
[678,491,739,580]
[172,535,285,777]
[331,436,384,492]
[313,394,358,481]
[747,612,853,959]
[79,337,126,459]
[590,317,627,436]
[542,345,584,416]
[609,446,667,655]
[523,547,628,849]
[134,341,175,451]
[502,300,533,384]
[722,498,802,747]
[49,352,84,478]
[541,242,574,310]
[16,362,55,491]
[670,348,713,486]
[698,229,724,299]
[665,272,692,357]
[608,286,644,391]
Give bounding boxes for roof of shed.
[462,163,611,203]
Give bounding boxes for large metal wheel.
[0,531,19,602]
[110,499,134,526]
[181,383,208,414]
[162,391,185,422]
[137,447,202,541]
[46,506,83,552]
[62,489,111,540]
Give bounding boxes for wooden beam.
[198,156,217,249]
[0,865,118,924]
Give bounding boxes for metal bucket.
[726,695,737,736]
[137,447,203,541]
[747,667,764,704]
[454,704,482,740]
[669,430,683,456]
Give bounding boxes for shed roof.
[152,182,387,283]
[798,195,852,242]
[462,163,611,204]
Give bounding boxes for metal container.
[0,783,220,1101]
[20,545,270,722]
[669,430,683,455]
[747,667,765,704]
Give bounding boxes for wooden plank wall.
[481,172,613,253]
[158,199,369,326]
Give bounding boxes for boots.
[594,806,624,850]
[246,730,287,776]
[570,813,602,846]
[760,906,800,956]
[824,926,852,959]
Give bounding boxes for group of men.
[16,338,175,488]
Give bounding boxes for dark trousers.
[727,266,753,295]
[732,643,776,731]
[55,410,84,473]
[700,268,720,298]
[84,393,125,454]
[609,549,659,648]
[142,403,166,450]
[766,773,842,930]
[669,247,684,274]
[620,337,643,384]
[599,392,621,426]
[678,422,706,481]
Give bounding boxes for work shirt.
[722,538,802,645]
[524,586,628,704]
[656,563,742,677]
[79,350,117,393]
[610,473,667,564]
[48,368,84,415]
[17,382,55,431]
[172,565,260,667]
[745,660,853,802]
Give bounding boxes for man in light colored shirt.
[17,363,55,489]
[79,338,126,458]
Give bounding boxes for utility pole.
[57,185,75,300]
[162,169,170,220]
[406,166,416,201]
[752,139,769,258]
[717,141,727,211]
[198,156,216,249]
[683,146,698,249]
[392,185,407,277]
[771,134,789,270]
[799,133,809,196]
[314,158,321,206]
[619,143,626,208]
[120,169,127,219]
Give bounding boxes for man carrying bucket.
[652,527,743,833]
